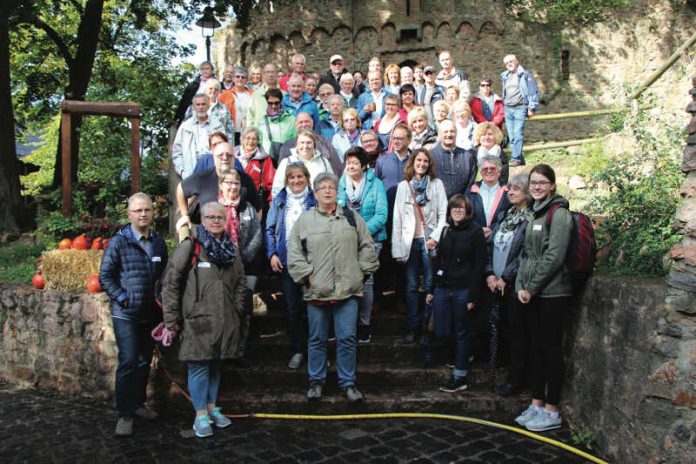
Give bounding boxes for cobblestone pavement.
[0,384,601,464]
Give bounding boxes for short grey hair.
[128,192,152,209]
[313,172,338,191]
[339,73,355,84]
[192,92,208,102]
[201,201,226,218]
[205,79,221,90]
[480,155,502,172]
[508,173,532,204]
[241,126,260,139]
[233,65,248,76]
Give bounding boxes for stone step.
[167,386,528,416]
[250,307,411,337]
[243,335,495,366]
[225,364,504,390]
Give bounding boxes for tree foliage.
[505,0,631,24]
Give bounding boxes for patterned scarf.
[410,176,429,206]
[493,205,527,253]
[196,224,237,266]
[218,195,241,246]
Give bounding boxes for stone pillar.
[657,77,696,463]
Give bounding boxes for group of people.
[100,50,573,440]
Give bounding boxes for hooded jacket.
[162,239,246,361]
[288,206,379,301]
[282,92,320,127]
[470,92,505,126]
[99,224,168,322]
[515,194,573,297]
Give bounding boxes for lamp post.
[195,7,221,63]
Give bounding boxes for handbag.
[407,181,436,259]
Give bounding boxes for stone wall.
[0,284,117,398]
[563,276,695,464]
[214,0,696,143]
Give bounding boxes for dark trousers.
[501,289,527,387]
[112,317,156,418]
[281,270,306,354]
[526,296,570,406]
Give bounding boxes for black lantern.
[195,7,221,62]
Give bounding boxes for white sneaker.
[288,353,304,369]
[514,404,542,426]
[525,409,562,432]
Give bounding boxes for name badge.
[533,224,543,231]
[152,256,161,262]
[197,262,211,268]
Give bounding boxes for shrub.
[588,108,684,275]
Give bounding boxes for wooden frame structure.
[60,100,142,216]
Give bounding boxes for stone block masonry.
[0,284,116,399]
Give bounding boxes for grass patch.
[0,240,48,284]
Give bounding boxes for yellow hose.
[157,351,607,463]
[249,412,609,464]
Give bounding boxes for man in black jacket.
[99,193,168,437]
[319,55,358,97]
[175,61,215,123]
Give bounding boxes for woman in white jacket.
[392,148,448,343]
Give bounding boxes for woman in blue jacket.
[265,162,317,369]
[337,147,388,343]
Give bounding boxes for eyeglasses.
[480,83,491,87]
[267,101,281,107]
[215,152,233,159]
[391,136,407,141]
[319,92,332,97]
[451,206,467,211]
[316,185,337,192]
[481,167,498,173]
[129,208,152,214]
[203,215,225,222]
[385,102,398,106]
[243,136,259,141]
[530,180,552,187]
[234,75,247,79]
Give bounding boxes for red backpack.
[546,203,597,292]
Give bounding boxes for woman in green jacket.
[162,201,246,438]
[513,164,573,433]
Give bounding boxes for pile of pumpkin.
[33,234,108,293]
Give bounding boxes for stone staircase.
[164,290,527,417]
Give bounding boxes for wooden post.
[61,112,72,217]
[130,117,141,193]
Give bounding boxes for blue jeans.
[307,298,358,388]
[432,288,472,379]
[281,270,306,354]
[112,317,156,418]
[405,238,433,330]
[188,360,222,411]
[359,242,382,326]
[505,105,528,163]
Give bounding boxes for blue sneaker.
[514,405,543,427]
[208,407,232,428]
[525,409,562,432]
[193,415,213,438]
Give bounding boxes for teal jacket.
[515,193,573,298]
[337,168,388,242]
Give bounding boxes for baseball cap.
[330,54,344,64]
[423,65,435,73]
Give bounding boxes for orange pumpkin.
[72,234,88,250]
[91,237,103,250]
[58,238,72,250]
[32,272,45,289]
[86,275,101,293]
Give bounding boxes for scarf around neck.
[285,185,309,201]
[196,224,237,266]
[410,176,429,206]
[345,173,366,209]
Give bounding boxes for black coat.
[175,76,201,123]
[484,206,528,285]
[433,221,487,305]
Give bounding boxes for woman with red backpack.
[513,164,573,433]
